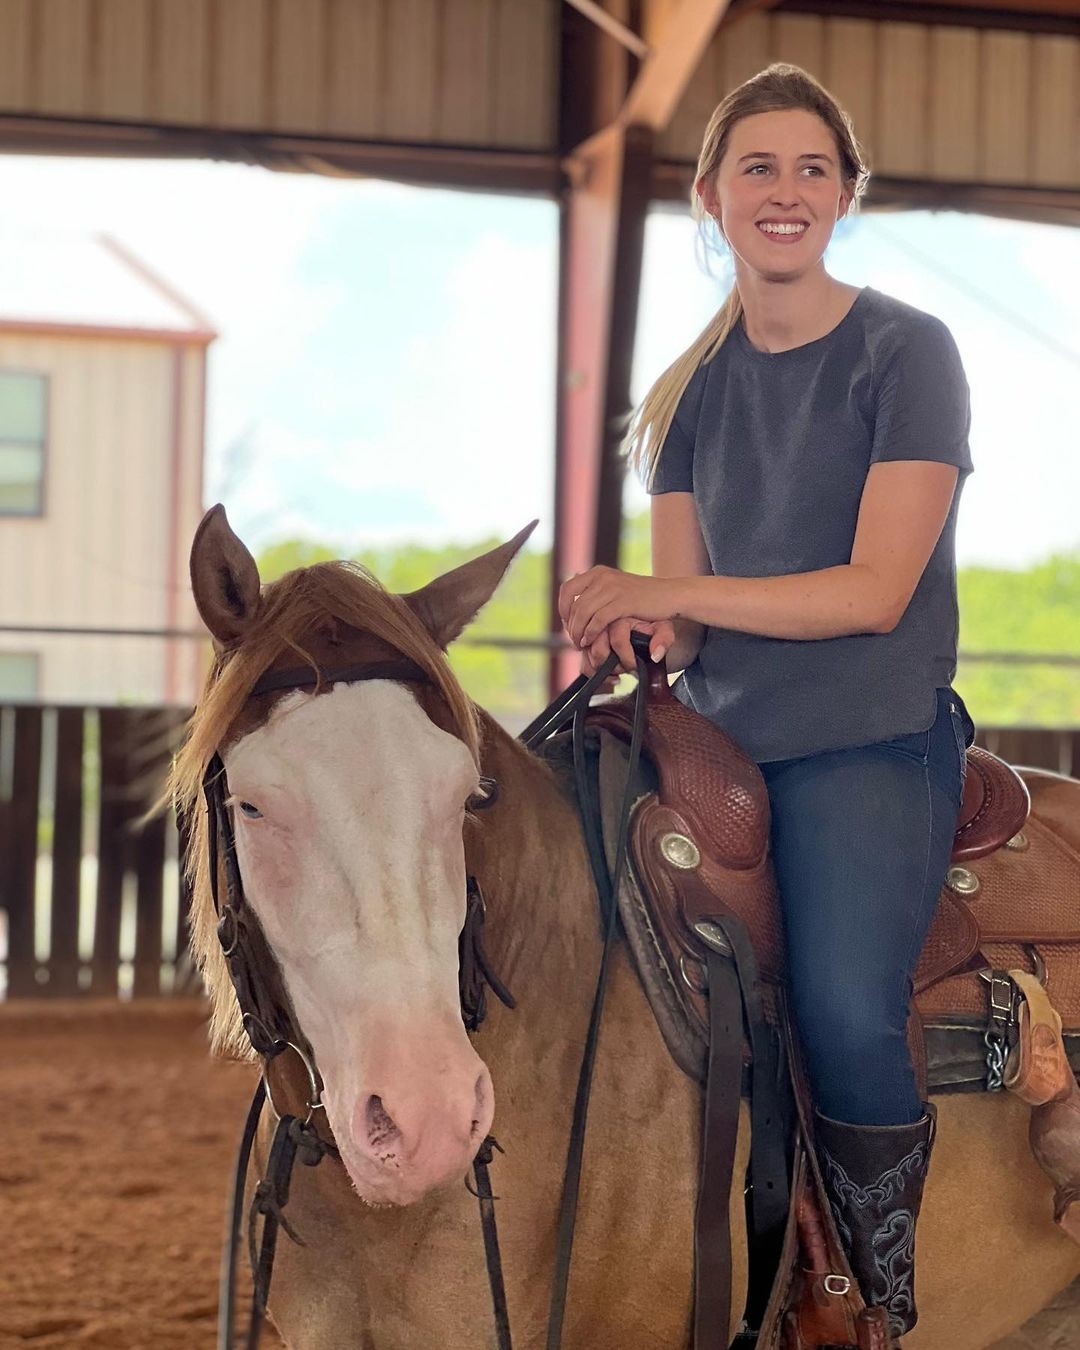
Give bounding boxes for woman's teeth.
[758,222,806,236]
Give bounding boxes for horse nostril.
[471,1072,489,1138]
[365,1095,401,1153]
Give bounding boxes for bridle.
[205,658,514,1350]
[205,644,650,1350]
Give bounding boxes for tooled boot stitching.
[816,1112,934,1340]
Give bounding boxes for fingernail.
[653,645,667,661]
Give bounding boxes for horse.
[173,504,1080,1349]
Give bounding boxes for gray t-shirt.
[649,286,972,763]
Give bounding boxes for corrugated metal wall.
[656,10,1080,191]
[0,0,558,150]
[0,1,1074,194]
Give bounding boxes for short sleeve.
[648,413,694,494]
[870,317,973,475]
[647,365,707,495]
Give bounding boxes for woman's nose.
[769,180,800,207]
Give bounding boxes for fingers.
[609,618,636,673]
[557,575,574,628]
[558,568,598,630]
[582,629,611,678]
[650,619,675,664]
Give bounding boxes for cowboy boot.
[814,1106,936,1341]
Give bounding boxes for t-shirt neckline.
[733,286,870,362]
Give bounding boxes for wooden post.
[133,807,167,996]
[6,707,43,996]
[49,707,84,996]
[92,708,137,996]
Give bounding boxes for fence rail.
[0,704,190,999]
[2,702,1079,1000]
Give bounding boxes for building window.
[0,652,38,699]
[0,371,48,515]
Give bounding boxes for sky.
[2,153,1079,570]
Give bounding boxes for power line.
[870,219,1080,371]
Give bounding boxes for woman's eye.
[238,801,263,820]
[747,163,769,174]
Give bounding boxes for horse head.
[177,505,536,1207]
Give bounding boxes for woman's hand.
[581,618,676,683]
[558,567,677,650]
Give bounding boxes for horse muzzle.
[334,1045,495,1206]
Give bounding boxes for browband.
[249,660,432,698]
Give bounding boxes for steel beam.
[551,121,655,692]
[550,0,731,694]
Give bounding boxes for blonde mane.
[170,560,481,1060]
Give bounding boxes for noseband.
[204,658,514,1350]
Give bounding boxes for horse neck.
[465,711,600,1015]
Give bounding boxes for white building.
[0,231,213,705]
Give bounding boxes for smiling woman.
[560,62,977,1341]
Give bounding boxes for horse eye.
[467,777,498,811]
[238,801,263,820]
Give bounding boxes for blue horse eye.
[238,801,262,819]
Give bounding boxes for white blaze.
[223,681,492,1205]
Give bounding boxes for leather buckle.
[217,906,240,957]
[823,1274,851,1296]
[980,970,1018,1019]
[693,919,734,957]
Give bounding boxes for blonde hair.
[628,63,870,486]
[170,561,480,1059]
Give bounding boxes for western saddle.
[585,657,1080,1349]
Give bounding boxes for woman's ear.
[695,173,719,220]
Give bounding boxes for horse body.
[180,507,1080,1349]
[259,713,723,1348]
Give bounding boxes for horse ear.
[403,520,538,649]
[190,504,262,645]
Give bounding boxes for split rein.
[206,645,650,1350]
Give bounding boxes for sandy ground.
[0,1000,283,1350]
[0,1000,1077,1350]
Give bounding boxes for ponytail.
[627,289,742,488]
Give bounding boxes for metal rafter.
[564,0,651,58]
[619,0,736,132]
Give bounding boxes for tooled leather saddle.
[588,660,1080,1048]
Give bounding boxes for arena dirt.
[0,1001,1076,1349]
[0,1001,283,1349]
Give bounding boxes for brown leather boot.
[814,1107,936,1340]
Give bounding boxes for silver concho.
[659,832,701,870]
[947,865,981,896]
[1004,831,1029,852]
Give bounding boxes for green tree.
[257,523,1080,728]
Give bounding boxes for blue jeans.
[759,689,971,1126]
